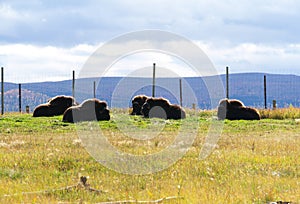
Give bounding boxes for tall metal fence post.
[19,83,22,113]
[72,70,75,98]
[264,75,267,109]
[93,81,96,98]
[152,63,156,97]
[179,78,183,107]
[226,66,229,99]
[1,67,4,115]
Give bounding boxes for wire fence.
[1,67,300,114]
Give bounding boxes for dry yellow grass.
[260,107,300,119]
[0,111,299,203]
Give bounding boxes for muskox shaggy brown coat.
[63,98,110,123]
[33,95,77,117]
[141,97,186,120]
[130,95,149,115]
[217,98,260,120]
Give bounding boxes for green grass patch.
[0,110,299,203]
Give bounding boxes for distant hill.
[1,73,300,112]
[1,89,49,112]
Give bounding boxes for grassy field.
[0,109,299,203]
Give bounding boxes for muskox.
[130,95,149,115]
[63,98,110,123]
[217,98,260,120]
[33,95,77,117]
[141,97,186,120]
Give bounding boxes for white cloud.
[104,51,197,78]
[1,1,300,45]
[196,41,300,74]
[1,1,300,82]
[0,43,97,82]
[1,41,300,83]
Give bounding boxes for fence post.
[72,70,75,98]
[93,81,96,98]
[226,66,229,99]
[179,79,183,107]
[272,100,277,110]
[264,75,267,109]
[19,83,22,113]
[1,67,4,115]
[192,103,196,110]
[26,105,30,114]
[152,63,156,97]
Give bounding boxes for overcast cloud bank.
[1,0,299,82]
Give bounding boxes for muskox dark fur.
[33,95,77,117]
[217,98,260,120]
[141,97,186,120]
[130,95,149,115]
[228,99,244,108]
[168,104,187,120]
[63,98,110,123]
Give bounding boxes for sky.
[0,0,300,82]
